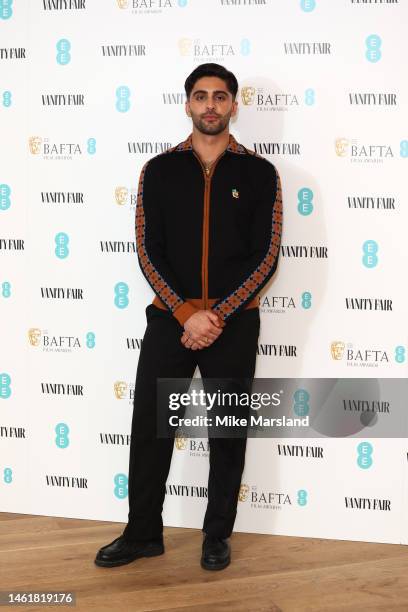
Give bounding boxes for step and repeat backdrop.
[1,0,408,545]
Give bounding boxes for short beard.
[191,111,231,136]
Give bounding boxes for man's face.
[186,76,238,136]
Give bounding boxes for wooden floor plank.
[1,513,407,612]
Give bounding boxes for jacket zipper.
[193,149,226,311]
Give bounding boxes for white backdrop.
[1,0,408,545]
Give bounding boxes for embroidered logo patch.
[232,188,239,199]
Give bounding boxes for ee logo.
[114,473,128,499]
[362,240,378,268]
[357,441,373,469]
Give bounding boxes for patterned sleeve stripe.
[135,160,184,312]
[213,170,283,321]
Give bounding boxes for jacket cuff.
[173,302,199,327]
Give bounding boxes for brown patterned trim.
[226,134,247,155]
[135,160,185,313]
[212,170,283,321]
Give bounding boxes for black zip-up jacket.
[135,133,283,327]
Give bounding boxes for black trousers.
[122,303,260,542]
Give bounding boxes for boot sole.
[94,545,164,568]
[200,556,231,571]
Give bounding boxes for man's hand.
[181,310,224,350]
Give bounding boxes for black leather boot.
[200,534,231,571]
[94,534,164,567]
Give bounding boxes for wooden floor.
[1,513,408,611]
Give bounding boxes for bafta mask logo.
[241,86,256,106]
[114,381,128,399]
[178,38,192,56]
[28,328,42,347]
[174,430,188,450]
[115,187,128,206]
[238,483,249,502]
[117,0,128,8]
[335,138,349,157]
[29,136,42,155]
[331,341,345,360]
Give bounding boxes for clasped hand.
[181,310,224,350]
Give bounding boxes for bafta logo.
[178,38,192,56]
[117,0,128,8]
[28,328,41,347]
[238,483,249,502]
[174,430,187,450]
[331,341,345,360]
[29,136,42,155]
[335,138,349,157]
[241,86,255,106]
[114,381,128,399]
[115,187,128,206]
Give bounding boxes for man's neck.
[191,128,230,164]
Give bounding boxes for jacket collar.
[174,133,246,155]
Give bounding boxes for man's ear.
[185,101,191,117]
[231,99,238,117]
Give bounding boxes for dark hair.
[184,63,238,100]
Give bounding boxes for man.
[95,63,282,571]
